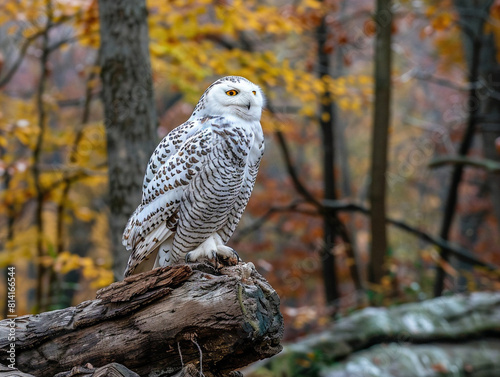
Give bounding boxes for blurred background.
[0,0,499,350]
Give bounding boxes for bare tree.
[316,12,362,305]
[434,0,496,296]
[368,0,392,285]
[98,0,158,279]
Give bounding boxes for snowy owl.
[122,76,265,277]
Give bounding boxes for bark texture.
[317,14,340,305]
[0,362,140,377]
[98,0,158,278]
[435,0,499,296]
[0,264,283,377]
[369,0,392,285]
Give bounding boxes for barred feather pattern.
[123,76,265,277]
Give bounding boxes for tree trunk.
[368,0,392,285]
[434,0,494,296]
[316,13,362,306]
[317,16,340,305]
[0,264,283,377]
[98,0,158,279]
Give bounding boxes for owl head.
[191,76,266,122]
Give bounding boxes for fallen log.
[0,263,283,377]
[249,292,500,377]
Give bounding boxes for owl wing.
[141,119,201,198]
[122,122,216,275]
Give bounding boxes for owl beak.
[247,102,251,110]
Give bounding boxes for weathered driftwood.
[0,263,283,377]
[250,292,500,377]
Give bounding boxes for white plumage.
[122,76,265,277]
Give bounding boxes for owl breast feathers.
[122,76,265,277]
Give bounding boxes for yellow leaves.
[150,42,171,57]
[71,122,107,166]
[301,104,316,117]
[89,269,114,289]
[338,97,351,110]
[53,251,81,274]
[303,0,322,10]
[51,251,114,288]
[487,4,500,62]
[423,6,457,37]
[148,0,302,50]
[0,227,38,267]
[431,13,454,31]
[14,121,37,146]
[434,33,464,68]
[0,95,39,149]
[74,206,94,222]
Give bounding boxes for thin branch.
[238,198,499,272]
[273,130,322,207]
[0,31,44,88]
[47,31,95,53]
[429,156,500,172]
[41,164,107,195]
[52,53,101,302]
[0,15,73,88]
[57,91,101,107]
[190,336,206,377]
[435,18,484,297]
[177,342,184,368]
[410,70,470,91]
[322,200,499,271]
[33,0,53,313]
[273,124,362,294]
[233,200,316,241]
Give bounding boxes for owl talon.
[231,249,241,263]
[211,250,219,269]
[184,234,240,267]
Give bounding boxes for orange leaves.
[322,74,372,113]
[364,19,377,37]
[424,4,456,31]
[429,12,454,32]
[487,2,500,62]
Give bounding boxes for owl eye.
[252,91,256,95]
[226,90,238,96]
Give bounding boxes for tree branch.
[429,156,500,172]
[237,198,499,272]
[0,15,73,88]
[33,2,53,312]
[322,200,499,271]
[434,10,485,297]
[233,200,317,241]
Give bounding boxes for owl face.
[195,76,265,122]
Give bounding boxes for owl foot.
[185,235,239,268]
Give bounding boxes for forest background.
[1,0,499,341]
